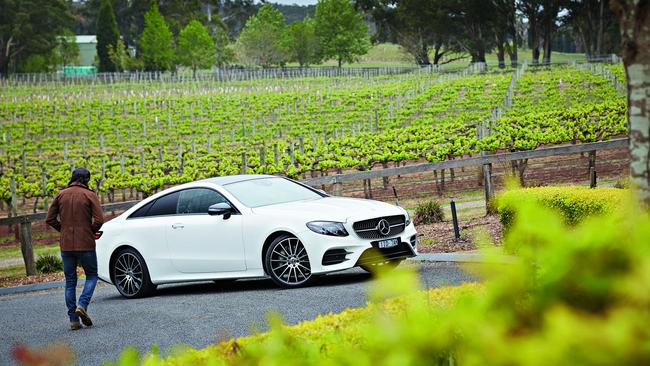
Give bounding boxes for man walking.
[46,168,104,330]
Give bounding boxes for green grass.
[0,244,60,262]
[0,264,31,279]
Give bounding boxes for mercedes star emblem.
[376,219,391,236]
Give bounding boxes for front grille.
[356,242,414,266]
[322,249,350,266]
[353,215,406,239]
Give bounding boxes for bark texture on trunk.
[611,0,650,207]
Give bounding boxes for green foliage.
[314,0,371,67]
[177,20,216,74]
[107,196,650,366]
[35,254,63,274]
[108,39,142,72]
[496,186,627,232]
[286,18,321,67]
[17,52,58,73]
[96,0,120,72]
[413,200,444,224]
[57,29,80,67]
[0,0,73,76]
[139,1,175,72]
[236,4,290,67]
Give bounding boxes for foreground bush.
[35,254,63,274]
[413,200,445,224]
[105,195,650,366]
[497,186,626,229]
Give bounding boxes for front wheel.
[265,235,312,288]
[112,248,156,298]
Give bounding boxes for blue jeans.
[61,251,98,322]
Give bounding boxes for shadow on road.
[102,269,373,300]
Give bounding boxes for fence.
[0,138,628,277]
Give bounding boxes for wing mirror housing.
[208,202,233,219]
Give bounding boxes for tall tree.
[519,0,543,65]
[492,0,518,68]
[540,0,562,64]
[610,0,650,207]
[96,0,120,72]
[448,0,497,63]
[177,20,217,77]
[566,0,619,58]
[235,4,289,67]
[286,18,321,67]
[0,0,73,77]
[315,0,370,67]
[139,1,174,72]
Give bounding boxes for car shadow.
[102,269,373,300]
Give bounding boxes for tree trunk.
[612,0,650,207]
[596,0,605,56]
[496,35,506,69]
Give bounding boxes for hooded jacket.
[45,182,105,251]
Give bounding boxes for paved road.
[0,262,476,366]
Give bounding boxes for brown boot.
[70,321,82,330]
[75,307,93,327]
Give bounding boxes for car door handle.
[171,223,184,229]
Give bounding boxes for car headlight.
[306,221,349,237]
[404,211,411,226]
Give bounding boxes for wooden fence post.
[20,221,36,276]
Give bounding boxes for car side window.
[177,188,227,215]
[145,191,181,217]
[128,201,155,219]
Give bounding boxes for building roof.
[75,35,97,44]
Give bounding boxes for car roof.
[198,174,278,186]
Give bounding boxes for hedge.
[496,186,627,230]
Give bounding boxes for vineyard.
[0,63,627,214]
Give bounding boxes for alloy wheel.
[114,252,144,297]
[268,237,312,286]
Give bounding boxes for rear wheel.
[265,235,312,287]
[360,259,403,274]
[112,248,155,298]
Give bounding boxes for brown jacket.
[46,182,105,251]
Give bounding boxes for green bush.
[36,254,63,274]
[413,200,445,224]
[496,186,627,230]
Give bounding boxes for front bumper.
[301,222,418,274]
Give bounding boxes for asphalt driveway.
[0,262,476,366]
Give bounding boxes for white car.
[96,175,418,298]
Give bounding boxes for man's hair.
[69,167,91,186]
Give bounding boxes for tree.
[96,0,120,72]
[540,0,562,64]
[286,18,321,67]
[139,1,175,72]
[57,29,79,67]
[236,4,289,67]
[315,0,370,68]
[177,20,217,77]
[492,0,518,68]
[565,0,620,58]
[519,0,543,65]
[0,0,73,77]
[448,0,497,63]
[610,0,650,207]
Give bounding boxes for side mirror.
[208,202,233,219]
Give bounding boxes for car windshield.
[224,177,323,208]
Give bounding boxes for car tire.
[360,259,403,274]
[112,248,156,298]
[265,234,313,288]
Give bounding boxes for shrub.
[496,186,626,230]
[413,201,445,224]
[36,254,63,274]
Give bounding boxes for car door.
[166,187,246,273]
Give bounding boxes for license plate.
[376,238,399,249]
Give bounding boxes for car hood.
[250,196,405,223]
